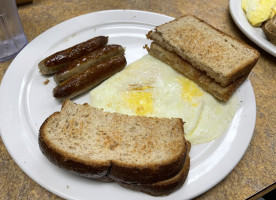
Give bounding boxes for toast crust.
[146,43,247,101]
[39,123,109,178]
[146,15,259,86]
[117,141,191,196]
[39,100,188,184]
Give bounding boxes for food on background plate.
[146,15,259,100]
[242,0,276,27]
[242,0,276,44]
[89,55,238,145]
[38,36,108,75]
[39,100,190,196]
[53,54,126,100]
[262,15,276,44]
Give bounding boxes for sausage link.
[54,44,125,83]
[38,36,108,75]
[53,54,127,100]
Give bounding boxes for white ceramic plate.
[0,10,256,200]
[229,0,276,57]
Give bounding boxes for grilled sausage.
[53,54,127,100]
[54,44,125,83]
[38,36,108,75]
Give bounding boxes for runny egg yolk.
[123,86,153,115]
[178,77,203,106]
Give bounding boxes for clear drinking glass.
[0,0,28,62]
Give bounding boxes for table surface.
[0,0,275,199]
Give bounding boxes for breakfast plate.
[229,0,276,57]
[0,10,256,200]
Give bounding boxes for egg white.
[89,55,237,145]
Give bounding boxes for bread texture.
[146,43,247,101]
[147,15,259,86]
[39,100,190,195]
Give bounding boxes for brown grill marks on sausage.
[45,36,108,67]
[53,54,127,100]
[38,36,108,74]
[54,44,125,83]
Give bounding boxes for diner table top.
[0,0,275,199]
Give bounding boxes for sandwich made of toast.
[39,100,190,196]
[146,15,260,101]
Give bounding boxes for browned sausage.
[54,44,125,83]
[38,36,108,75]
[53,54,127,100]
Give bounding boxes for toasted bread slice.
[146,43,247,101]
[117,141,191,196]
[147,15,259,86]
[39,100,188,184]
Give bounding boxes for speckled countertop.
[0,0,275,199]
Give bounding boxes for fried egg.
[89,55,237,145]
